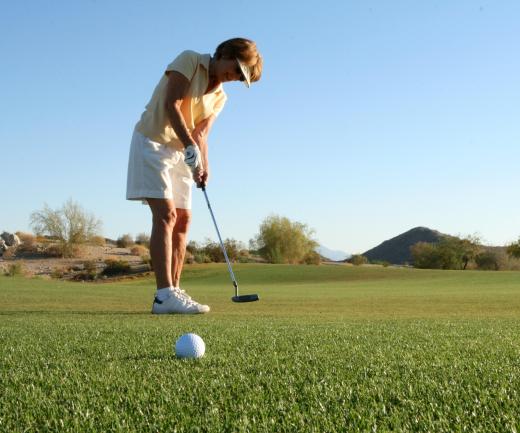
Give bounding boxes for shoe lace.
[173,288,199,307]
[176,288,192,301]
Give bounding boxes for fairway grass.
[1,264,520,432]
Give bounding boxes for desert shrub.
[238,249,252,263]
[43,243,84,259]
[254,215,318,264]
[194,253,212,264]
[507,239,520,259]
[411,242,443,269]
[475,251,500,270]
[82,261,97,273]
[89,236,106,246]
[117,234,134,248]
[50,267,66,279]
[202,240,223,262]
[303,251,321,265]
[42,244,64,258]
[131,245,149,256]
[2,247,17,259]
[4,263,24,277]
[30,199,102,257]
[71,262,98,281]
[349,254,368,266]
[186,241,200,255]
[141,255,153,269]
[135,233,151,248]
[102,259,131,277]
[16,243,40,255]
[184,250,195,264]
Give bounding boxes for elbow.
[164,99,183,114]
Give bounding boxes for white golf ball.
[175,333,205,359]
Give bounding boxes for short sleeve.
[166,50,199,81]
[213,93,227,117]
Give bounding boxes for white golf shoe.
[151,288,210,314]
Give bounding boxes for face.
[215,58,245,83]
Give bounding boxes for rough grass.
[1,264,520,432]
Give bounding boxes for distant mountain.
[362,227,444,265]
[316,245,350,261]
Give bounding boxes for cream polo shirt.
[135,50,227,151]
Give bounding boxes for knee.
[175,210,192,232]
[153,207,177,229]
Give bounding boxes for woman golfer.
[126,38,262,314]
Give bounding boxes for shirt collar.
[201,54,223,93]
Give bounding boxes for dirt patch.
[0,243,148,280]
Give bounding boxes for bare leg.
[172,208,192,287]
[147,198,177,289]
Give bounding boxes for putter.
[201,186,259,303]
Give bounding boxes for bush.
[194,253,212,264]
[50,267,66,279]
[184,250,195,264]
[371,260,390,267]
[131,245,149,256]
[349,254,368,266]
[42,243,84,259]
[411,242,443,269]
[42,244,65,258]
[507,239,520,259]
[83,261,97,273]
[186,241,200,255]
[30,199,102,257]
[4,263,24,277]
[101,259,131,277]
[202,240,224,262]
[117,234,134,248]
[475,251,500,270]
[141,255,153,269]
[2,247,17,259]
[303,251,321,265]
[238,249,252,263]
[89,236,106,246]
[254,215,318,264]
[135,233,150,248]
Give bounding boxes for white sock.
[155,286,173,302]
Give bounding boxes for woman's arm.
[164,71,196,149]
[191,114,217,186]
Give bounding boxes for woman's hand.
[193,167,210,188]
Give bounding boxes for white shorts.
[126,129,194,209]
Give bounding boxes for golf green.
[1,264,520,432]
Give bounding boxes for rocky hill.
[362,227,444,265]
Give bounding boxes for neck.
[208,57,217,82]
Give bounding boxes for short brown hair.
[214,38,263,83]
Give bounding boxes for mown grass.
[1,264,520,432]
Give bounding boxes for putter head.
[232,294,259,303]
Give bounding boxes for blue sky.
[1,0,519,253]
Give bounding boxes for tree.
[254,215,318,264]
[507,238,520,259]
[30,199,102,257]
[475,250,500,270]
[411,235,481,270]
[410,242,442,269]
